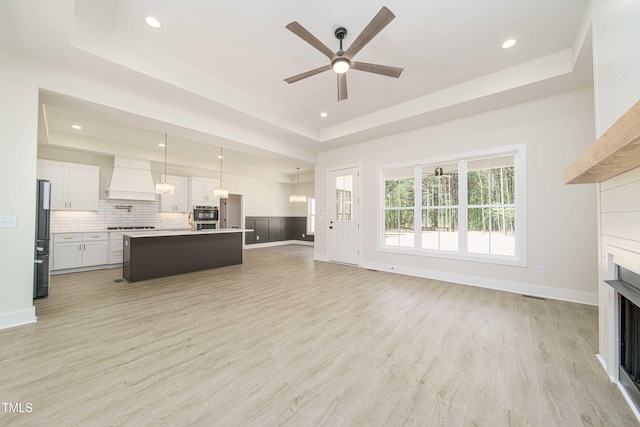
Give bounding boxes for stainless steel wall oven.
[193,206,219,230]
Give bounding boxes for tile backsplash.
[51,199,189,232]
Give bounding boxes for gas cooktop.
[106,226,156,230]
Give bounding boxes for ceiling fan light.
[332,58,350,74]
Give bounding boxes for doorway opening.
[219,194,242,229]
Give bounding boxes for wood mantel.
[565,99,640,184]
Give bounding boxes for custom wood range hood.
[565,99,640,184]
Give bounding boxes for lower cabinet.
[53,232,109,270]
[109,231,124,265]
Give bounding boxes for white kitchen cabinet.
[53,233,83,270]
[109,231,124,265]
[53,232,108,270]
[191,177,219,207]
[158,175,190,212]
[37,160,99,211]
[82,239,109,267]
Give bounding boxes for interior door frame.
[327,163,361,265]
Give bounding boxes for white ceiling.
[1,0,592,179]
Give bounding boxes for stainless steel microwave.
[193,206,219,221]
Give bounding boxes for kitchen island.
[122,229,250,282]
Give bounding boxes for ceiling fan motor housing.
[334,27,347,40]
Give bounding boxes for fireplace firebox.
[608,266,640,410]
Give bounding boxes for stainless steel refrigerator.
[34,179,51,298]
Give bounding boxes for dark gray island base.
[123,230,245,282]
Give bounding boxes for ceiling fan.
[284,6,403,102]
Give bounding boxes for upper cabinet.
[158,175,190,212]
[191,177,219,207]
[37,160,99,211]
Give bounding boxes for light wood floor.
[0,245,637,426]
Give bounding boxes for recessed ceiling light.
[158,143,165,147]
[502,39,517,49]
[71,124,82,130]
[217,155,223,159]
[145,16,162,29]
[320,112,328,118]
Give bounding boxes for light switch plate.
[0,216,17,228]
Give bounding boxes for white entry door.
[328,167,359,264]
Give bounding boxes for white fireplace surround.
[601,244,640,421]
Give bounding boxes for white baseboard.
[0,306,37,330]
[595,353,609,375]
[358,260,598,306]
[314,254,330,262]
[617,381,640,422]
[244,240,313,249]
[51,264,114,275]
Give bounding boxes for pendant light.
[213,147,229,199]
[155,134,175,194]
[289,167,307,203]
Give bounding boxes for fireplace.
[607,265,640,412]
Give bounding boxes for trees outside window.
[381,146,524,264]
[384,168,414,247]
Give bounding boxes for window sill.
[378,245,527,267]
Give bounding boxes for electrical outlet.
[256,235,260,241]
[536,266,545,276]
[0,216,17,228]
[302,234,305,238]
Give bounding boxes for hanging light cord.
[164,134,168,181]
[296,167,300,192]
[219,148,223,187]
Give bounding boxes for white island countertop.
[123,228,253,238]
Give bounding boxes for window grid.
[382,149,521,263]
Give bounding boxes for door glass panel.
[336,174,353,221]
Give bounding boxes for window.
[467,156,516,256]
[307,197,316,235]
[421,163,458,251]
[335,175,353,221]
[381,145,525,265]
[384,168,414,247]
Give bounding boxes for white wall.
[592,0,640,377]
[316,88,597,304]
[0,51,39,328]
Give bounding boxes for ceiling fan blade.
[286,21,336,60]
[337,73,348,101]
[284,64,332,84]
[344,6,395,59]
[351,62,404,78]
